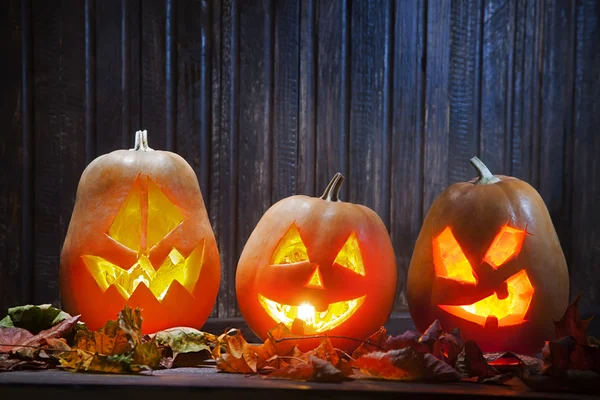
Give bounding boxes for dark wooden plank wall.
[1,0,599,319]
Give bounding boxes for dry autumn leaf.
[0,304,72,334]
[58,305,160,373]
[154,327,216,368]
[554,294,593,345]
[352,346,462,382]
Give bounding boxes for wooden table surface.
[1,366,598,400]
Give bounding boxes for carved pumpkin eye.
[483,225,526,268]
[334,233,365,276]
[270,223,309,264]
[433,227,477,283]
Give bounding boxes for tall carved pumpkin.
[407,157,569,354]
[60,131,220,333]
[236,173,398,351]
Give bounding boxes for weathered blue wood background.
[1,0,598,322]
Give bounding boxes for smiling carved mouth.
[439,269,535,327]
[258,294,366,333]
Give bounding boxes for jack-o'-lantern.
[60,130,220,333]
[236,173,397,352]
[407,157,569,354]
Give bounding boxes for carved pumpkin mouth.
[83,242,204,301]
[258,294,366,333]
[439,269,534,327]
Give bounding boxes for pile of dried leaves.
[0,304,214,373]
[0,295,598,391]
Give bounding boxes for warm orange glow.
[305,267,324,288]
[439,269,534,327]
[433,227,477,283]
[83,244,204,301]
[271,224,309,264]
[258,294,366,333]
[334,233,366,276]
[484,225,526,268]
[83,175,203,301]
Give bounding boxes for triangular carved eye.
[270,223,309,264]
[483,225,526,269]
[334,233,365,276]
[433,227,477,283]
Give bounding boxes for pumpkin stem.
[131,130,154,152]
[319,172,344,202]
[132,130,142,151]
[470,156,500,185]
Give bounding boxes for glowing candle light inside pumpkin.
[297,303,316,325]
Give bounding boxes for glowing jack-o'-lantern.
[236,173,397,351]
[407,157,569,354]
[60,131,220,333]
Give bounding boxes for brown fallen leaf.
[0,327,34,353]
[554,294,593,345]
[456,340,504,383]
[154,327,215,368]
[0,315,79,359]
[384,330,429,353]
[265,355,345,383]
[541,336,576,377]
[72,320,131,355]
[437,329,464,366]
[352,346,461,382]
[352,326,388,359]
[418,319,443,345]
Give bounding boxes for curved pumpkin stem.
[470,156,500,185]
[320,172,344,202]
[131,130,154,152]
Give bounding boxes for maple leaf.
[418,319,443,345]
[132,337,162,370]
[437,329,464,366]
[265,356,345,383]
[352,326,389,359]
[0,304,72,334]
[307,337,340,367]
[117,305,143,346]
[554,294,593,345]
[73,320,132,355]
[216,353,255,374]
[352,346,461,382]
[455,340,504,382]
[384,330,429,353]
[154,327,216,368]
[267,323,300,356]
[541,336,576,377]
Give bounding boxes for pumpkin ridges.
[60,131,220,334]
[407,157,569,354]
[236,174,397,352]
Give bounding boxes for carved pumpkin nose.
[305,266,324,289]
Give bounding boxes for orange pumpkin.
[236,173,397,351]
[60,130,220,333]
[407,157,569,354]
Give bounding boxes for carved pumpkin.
[407,157,569,354]
[60,131,220,333]
[236,173,397,351]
